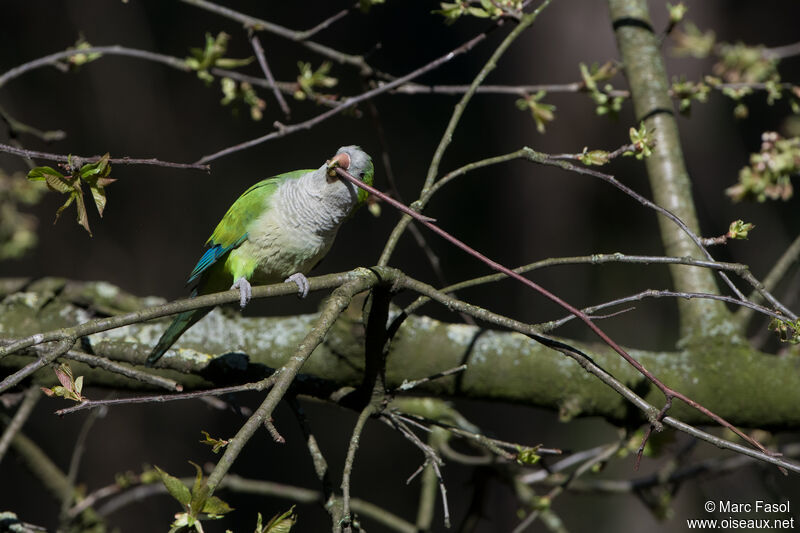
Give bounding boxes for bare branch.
[179,0,372,74]
[0,142,209,172]
[55,375,279,416]
[196,19,504,164]
[0,45,189,89]
[0,386,40,464]
[541,287,791,332]
[341,405,375,532]
[248,33,291,118]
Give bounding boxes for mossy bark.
[2,278,799,429]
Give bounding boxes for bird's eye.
[359,172,365,179]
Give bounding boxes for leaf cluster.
[671,76,710,115]
[199,430,229,454]
[726,132,799,202]
[155,463,233,533]
[727,219,755,240]
[254,507,296,533]
[220,77,266,121]
[294,61,337,100]
[435,0,523,23]
[66,36,103,68]
[40,363,86,402]
[515,90,555,133]
[670,22,715,59]
[185,32,253,83]
[27,154,116,236]
[769,317,800,345]
[714,42,779,85]
[580,62,625,116]
[624,122,655,160]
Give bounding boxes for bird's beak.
[326,152,351,179]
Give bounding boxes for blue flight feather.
[187,233,248,285]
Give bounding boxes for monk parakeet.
[146,145,374,366]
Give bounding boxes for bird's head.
[327,145,374,204]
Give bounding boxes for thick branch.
[3,278,800,432]
[608,0,731,339]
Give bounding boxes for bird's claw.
[285,273,310,299]
[231,277,252,308]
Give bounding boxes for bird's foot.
[285,272,310,298]
[231,277,252,308]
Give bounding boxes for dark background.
[1,1,799,531]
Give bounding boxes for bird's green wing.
[186,169,310,285]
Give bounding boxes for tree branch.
[179,0,373,74]
[0,45,190,89]
[0,142,210,172]
[3,276,800,471]
[195,20,502,164]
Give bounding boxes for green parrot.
[146,145,374,366]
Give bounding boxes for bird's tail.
[146,307,211,367]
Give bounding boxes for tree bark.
[608,0,732,341]
[2,278,799,429]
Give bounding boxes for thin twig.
[61,350,182,391]
[391,412,560,460]
[211,67,343,109]
[249,33,291,118]
[287,396,335,506]
[519,445,612,484]
[362,90,475,325]
[0,45,190,89]
[0,386,40,464]
[5,427,107,526]
[394,81,588,96]
[395,364,468,392]
[737,233,800,327]
[55,375,280,416]
[59,406,105,525]
[387,414,451,528]
[540,287,791,332]
[390,145,767,313]
[393,79,794,99]
[299,5,354,40]
[0,105,66,142]
[511,440,622,532]
[763,40,800,59]
[403,252,792,325]
[341,405,376,532]
[180,0,373,74]
[195,20,504,164]
[263,417,286,443]
[92,473,417,532]
[558,443,800,493]
[419,3,551,197]
[1,338,74,395]
[0,142,209,172]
